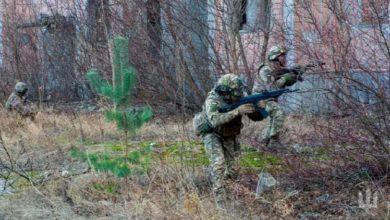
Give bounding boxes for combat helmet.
[15,82,28,94]
[268,45,287,61]
[215,74,244,97]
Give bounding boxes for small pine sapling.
[84,36,153,177]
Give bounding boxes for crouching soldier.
[194,74,265,209]
[5,82,36,120]
[253,45,300,150]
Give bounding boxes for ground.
[0,108,388,219]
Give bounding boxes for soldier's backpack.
[193,110,214,136]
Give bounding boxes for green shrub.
[73,36,153,178]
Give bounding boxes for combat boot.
[214,188,227,210]
[215,194,226,210]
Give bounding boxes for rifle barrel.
[17,22,42,29]
[219,89,297,113]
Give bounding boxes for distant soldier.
[252,46,300,150]
[5,82,35,119]
[198,74,265,209]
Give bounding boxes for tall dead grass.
[0,108,388,218]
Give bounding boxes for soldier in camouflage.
[253,45,299,150]
[5,82,35,119]
[202,74,264,209]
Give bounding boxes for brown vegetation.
[0,0,388,218]
[0,108,388,218]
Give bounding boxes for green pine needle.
[83,35,154,178]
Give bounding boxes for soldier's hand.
[257,100,266,109]
[237,104,255,115]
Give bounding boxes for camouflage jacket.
[5,93,34,117]
[204,90,243,137]
[252,62,296,94]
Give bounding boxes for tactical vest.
[219,115,243,137]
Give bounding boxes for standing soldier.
[5,82,35,119]
[199,74,264,209]
[252,46,300,150]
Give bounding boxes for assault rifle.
[16,13,67,34]
[274,61,326,81]
[218,88,298,117]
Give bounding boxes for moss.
[240,151,282,169]
[26,171,41,178]
[71,143,153,177]
[91,181,120,195]
[11,171,41,189]
[55,135,71,145]
[85,141,159,153]
[139,141,161,149]
[313,153,331,161]
[151,141,283,169]
[78,140,283,171]
[184,146,210,166]
[158,141,205,165]
[314,148,332,161]
[12,178,30,189]
[111,145,124,152]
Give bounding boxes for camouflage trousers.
[202,133,241,206]
[262,100,285,141]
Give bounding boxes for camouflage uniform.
[202,74,263,208]
[252,46,297,146]
[5,82,35,119]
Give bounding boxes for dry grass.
[0,108,388,219]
